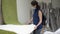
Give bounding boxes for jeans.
[33,29,41,34]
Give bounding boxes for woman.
[27,0,43,34]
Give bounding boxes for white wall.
[16,0,32,24]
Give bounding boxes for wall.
[0,0,2,24]
[50,0,60,31]
[36,0,51,3]
[52,0,60,8]
[2,0,20,24]
[16,0,32,24]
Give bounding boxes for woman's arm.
[27,17,33,24]
[36,10,42,27]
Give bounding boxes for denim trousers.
[33,29,41,34]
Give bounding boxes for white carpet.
[0,24,35,34]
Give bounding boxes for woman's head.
[31,0,40,9]
[31,1,38,7]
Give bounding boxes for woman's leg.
[33,29,41,34]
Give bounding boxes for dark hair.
[31,0,40,9]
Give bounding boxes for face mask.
[31,7,36,10]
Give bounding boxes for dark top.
[33,8,43,30]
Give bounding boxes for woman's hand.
[25,21,30,25]
[34,25,38,30]
[26,21,31,24]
